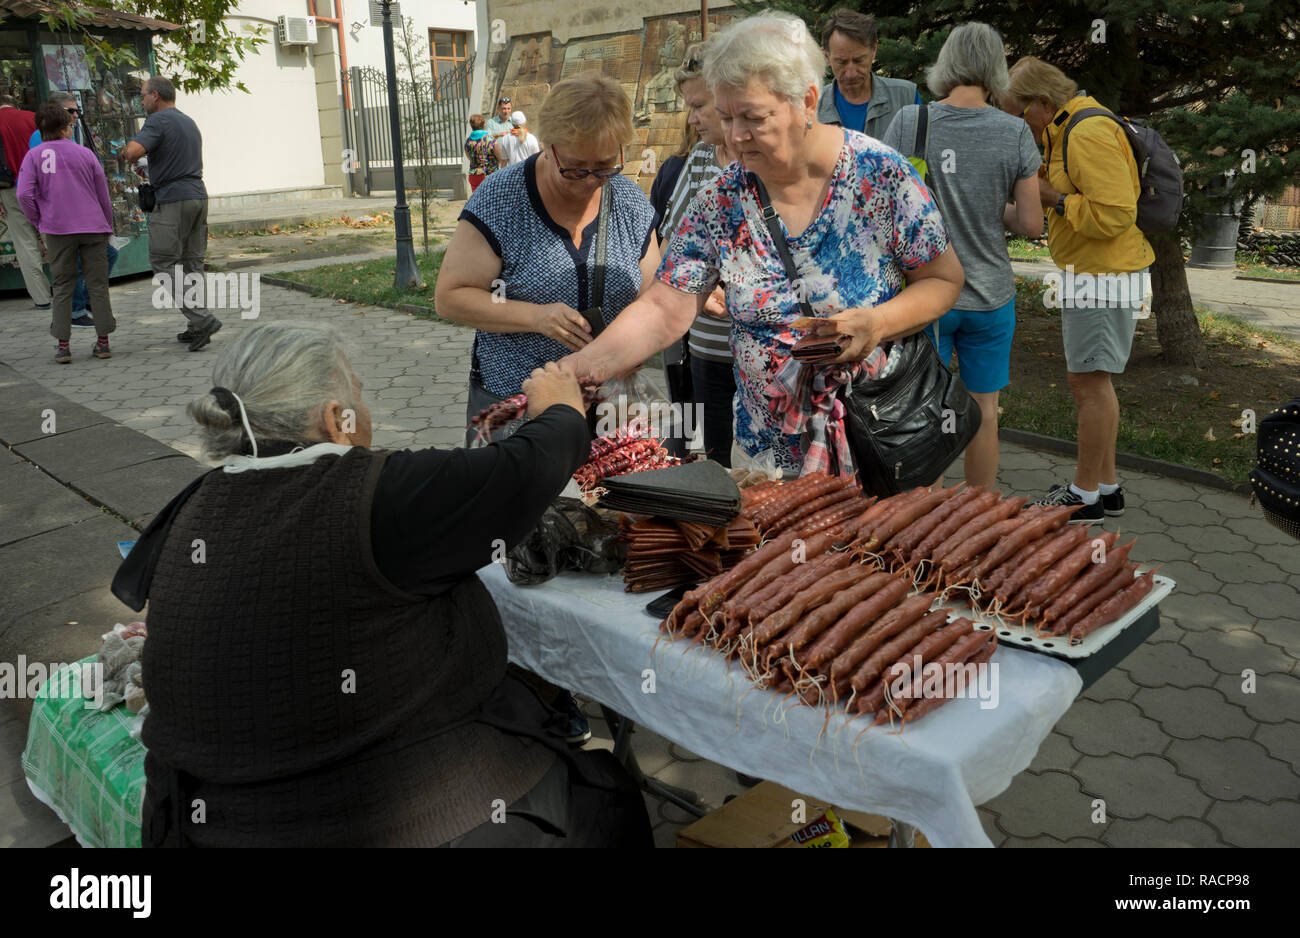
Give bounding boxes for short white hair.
[703,11,825,106]
[926,22,1010,102]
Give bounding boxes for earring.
[805,119,813,130]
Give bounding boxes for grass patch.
[1235,263,1300,283]
[1007,237,1051,261]
[996,276,1295,486]
[274,251,450,320]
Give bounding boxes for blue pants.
[73,243,120,314]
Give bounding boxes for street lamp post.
[380,0,421,290]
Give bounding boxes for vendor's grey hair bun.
[189,321,360,462]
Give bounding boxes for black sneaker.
[1100,487,1125,517]
[188,317,222,352]
[548,691,591,747]
[176,329,195,343]
[70,314,95,328]
[1037,483,1104,523]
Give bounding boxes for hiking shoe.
[1037,482,1104,523]
[188,317,222,352]
[92,338,111,359]
[1101,487,1125,517]
[70,314,95,328]
[176,328,195,342]
[54,343,71,364]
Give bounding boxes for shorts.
[1060,304,1139,374]
[933,296,1016,394]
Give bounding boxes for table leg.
[887,818,918,848]
[600,704,707,819]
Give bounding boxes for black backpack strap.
[1061,107,1125,184]
[911,104,929,166]
[751,174,816,319]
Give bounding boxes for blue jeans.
[73,243,120,314]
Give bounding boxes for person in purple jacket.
[17,104,115,364]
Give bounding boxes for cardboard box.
[675,782,930,848]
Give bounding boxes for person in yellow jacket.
[1003,56,1154,524]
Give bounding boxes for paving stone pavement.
[1,280,1297,848]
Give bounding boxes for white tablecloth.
[479,564,1083,848]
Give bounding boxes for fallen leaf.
[1209,389,1221,400]
[1204,427,1216,441]
[1213,457,1222,464]
[1231,432,1246,440]
[1048,383,1057,388]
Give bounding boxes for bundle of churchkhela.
[658,482,1160,728]
[468,386,603,444]
[620,515,761,592]
[572,418,680,493]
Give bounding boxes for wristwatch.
[1053,194,1067,217]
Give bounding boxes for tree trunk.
[1149,234,1208,367]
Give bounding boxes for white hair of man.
[702,11,825,106]
[926,21,1011,103]
[189,321,361,461]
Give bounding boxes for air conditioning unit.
[277,15,318,46]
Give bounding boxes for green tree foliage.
[24,0,266,94]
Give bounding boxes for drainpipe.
[308,0,352,109]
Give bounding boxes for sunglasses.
[498,98,511,104]
[551,146,623,181]
[65,107,79,115]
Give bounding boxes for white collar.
[222,442,353,473]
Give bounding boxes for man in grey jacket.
[816,8,921,140]
[120,76,220,351]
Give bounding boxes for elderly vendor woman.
[563,12,964,475]
[113,321,650,847]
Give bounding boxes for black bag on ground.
[1249,397,1300,541]
[752,176,980,494]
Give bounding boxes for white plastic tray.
[933,571,1175,661]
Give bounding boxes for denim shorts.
[934,296,1016,393]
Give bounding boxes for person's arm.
[561,279,703,385]
[122,113,158,164]
[15,151,39,228]
[1055,121,1142,239]
[434,217,594,350]
[494,138,508,169]
[1004,174,1045,236]
[638,228,661,297]
[93,158,114,231]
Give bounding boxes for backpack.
[1249,397,1300,541]
[1061,108,1184,234]
[905,104,929,182]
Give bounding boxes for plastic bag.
[728,446,785,485]
[592,369,672,438]
[505,497,628,585]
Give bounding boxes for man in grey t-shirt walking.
[121,76,220,351]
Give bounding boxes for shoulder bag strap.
[584,180,612,337]
[752,174,816,319]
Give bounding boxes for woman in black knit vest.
[122,321,650,847]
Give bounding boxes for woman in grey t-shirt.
[882,22,1044,489]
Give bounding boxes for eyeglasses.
[551,146,623,180]
[65,107,79,115]
[1020,100,1033,119]
[684,58,702,71]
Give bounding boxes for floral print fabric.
[657,129,949,472]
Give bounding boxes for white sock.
[1097,481,1120,495]
[1069,483,1100,504]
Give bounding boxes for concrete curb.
[258,274,442,322]
[998,427,1252,494]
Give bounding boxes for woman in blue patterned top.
[436,74,659,442]
[562,12,964,476]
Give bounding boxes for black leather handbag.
[752,176,980,494]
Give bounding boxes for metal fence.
[346,54,474,195]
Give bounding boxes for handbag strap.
[752,175,816,319]
[589,179,611,326]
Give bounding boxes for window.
[429,29,469,79]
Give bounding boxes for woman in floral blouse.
[563,12,964,475]
[464,114,497,193]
